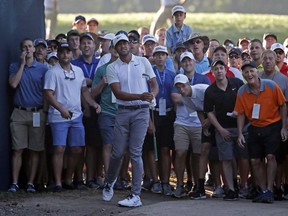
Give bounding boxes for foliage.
[58,0,288,14]
[55,12,288,43]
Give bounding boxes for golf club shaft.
[151,109,158,161]
[143,73,158,161]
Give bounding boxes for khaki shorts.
[10,108,46,151]
[173,123,202,154]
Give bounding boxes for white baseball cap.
[142,34,157,45]
[180,51,195,62]
[174,74,189,86]
[87,18,99,25]
[47,52,58,61]
[99,33,115,41]
[153,45,168,55]
[271,43,285,52]
[172,5,186,15]
[113,34,129,47]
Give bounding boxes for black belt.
[15,106,43,112]
[118,104,149,110]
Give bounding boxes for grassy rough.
[55,13,288,43]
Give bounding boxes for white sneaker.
[118,194,142,207]
[102,178,117,201]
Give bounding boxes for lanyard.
[189,76,195,85]
[155,68,166,95]
[83,63,95,80]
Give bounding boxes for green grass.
[55,13,288,44]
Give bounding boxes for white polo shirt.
[182,84,209,113]
[106,54,156,106]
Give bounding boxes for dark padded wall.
[0,0,45,191]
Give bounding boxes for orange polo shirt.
[234,78,285,127]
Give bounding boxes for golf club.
[142,73,158,161]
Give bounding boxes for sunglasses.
[58,38,67,42]
[229,54,239,59]
[190,39,202,45]
[63,70,75,80]
[242,56,250,61]
[129,40,139,44]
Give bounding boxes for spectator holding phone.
[44,43,101,192]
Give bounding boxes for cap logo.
[144,35,154,40]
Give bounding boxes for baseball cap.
[67,30,80,39]
[87,18,99,25]
[271,43,284,52]
[224,39,235,47]
[174,74,189,86]
[74,15,86,24]
[128,30,140,43]
[80,33,94,41]
[57,43,72,52]
[46,38,59,46]
[34,38,47,48]
[142,34,157,45]
[239,37,250,45]
[228,48,242,56]
[55,33,67,43]
[180,51,195,62]
[116,30,128,37]
[98,33,115,41]
[241,49,250,57]
[174,42,186,52]
[211,59,226,67]
[213,46,227,54]
[263,33,277,41]
[153,45,168,55]
[172,5,186,15]
[241,61,257,71]
[47,52,58,61]
[113,34,129,47]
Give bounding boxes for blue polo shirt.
[72,55,99,81]
[165,56,176,73]
[153,66,176,109]
[165,23,192,53]
[145,55,175,73]
[195,55,210,74]
[9,59,48,107]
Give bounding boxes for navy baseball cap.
[80,33,94,41]
[57,43,72,52]
[74,15,86,23]
[128,30,140,43]
[241,61,257,71]
[34,38,47,48]
[211,59,226,67]
[116,30,128,37]
[213,45,227,54]
[229,48,242,56]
